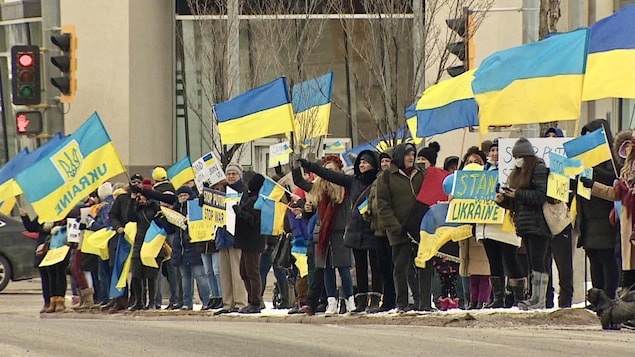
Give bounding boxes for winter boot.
[518,271,549,310]
[366,293,381,313]
[345,295,357,314]
[509,277,527,306]
[325,297,339,316]
[438,297,450,311]
[45,297,58,313]
[55,296,66,312]
[109,297,127,313]
[485,276,506,309]
[448,298,460,310]
[40,303,50,314]
[351,293,367,313]
[78,288,96,309]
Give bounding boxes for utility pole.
[41,0,65,136]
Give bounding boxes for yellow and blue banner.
[140,221,167,268]
[405,104,423,145]
[39,226,70,267]
[188,199,214,242]
[109,232,131,298]
[415,203,473,268]
[215,77,295,145]
[415,70,478,137]
[292,72,333,139]
[357,198,369,215]
[325,140,345,152]
[81,228,117,260]
[268,141,293,167]
[0,196,16,216]
[0,134,65,203]
[563,127,612,168]
[260,195,287,236]
[254,176,287,210]
[582,5,635,101]
[15,112,126,222]
[115,222,136,290]
[472,28,589,134]
[167,156,195,189]
[446,170,504,224]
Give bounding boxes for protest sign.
[446,170,504,224]
[498,137,569,184]
[578,168,592,200]
[193,152,226,191]
[188,200,214,242]
[225,187,241,235]
[268,141,292,167]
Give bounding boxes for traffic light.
[10,45,41,105]
[15,111,43,135]
[446,7,475,77]
[50,25,76,103]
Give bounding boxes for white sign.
[193,151,227,191]
[268,141,292,167]
[225,187,241,236]
[66,218,83,244]
[498,138,569,184]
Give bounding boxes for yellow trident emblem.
[51,140,83,182]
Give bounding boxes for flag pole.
[601,123,619,178]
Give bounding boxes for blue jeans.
[324,266,353,298]
[156,259,181,306]
[259,251,288,296]
[181,262,210,308]
[201,252,222,297]
[98,259,111,304]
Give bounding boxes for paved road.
[1,280,634,357]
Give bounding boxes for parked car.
[0,213,39,291]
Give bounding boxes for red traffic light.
[15,111,42,135]
[16,113,29,133]
[18,53,34,67]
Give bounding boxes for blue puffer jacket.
[288,212,310,255]
[171,195,202,266]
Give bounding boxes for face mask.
[514,158,524,168]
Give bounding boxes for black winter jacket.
[234,194,264,253]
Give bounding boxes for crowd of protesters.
[23,121,635,328]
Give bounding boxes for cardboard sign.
[66,218,83,244]
[193,151,226,192]
[225,187,241,235]
[188,200,214,242]
[547,172,570,202]
[160,206,187,230]
[194,188,227,242]
[578,168,592,200]
[268,141,292,167]
[446,170,504,224]
[498,137,569,184]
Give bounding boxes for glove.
[198,194,205,207]
[580,177,594,188]
[78,223,87,230]
[297,158,311,169]
[130,184,142,193]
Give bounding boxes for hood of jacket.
[354,149,379,185]
[391,143,417,171]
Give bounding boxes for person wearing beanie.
[443,156,459,173]
[170,185,210,311]
[97,182,113,201]
[379,152,392,171]
[416,142,441,168]
[225,163,243,180]
[130,174,144,186]
[495,137,551,310]
[232,174,265,313]
[376,142,433,312]
[298,149,381,313]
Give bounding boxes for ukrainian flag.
[109,232,132,298]
[582,5,635,101]
[215,77,295,145]
[326,140,345,152]
[292,72,333,140]
[0,196,16,216]
[0,134,65,203]
[415,70,479,137]
[374,125,412,152]
[114,222,136,291]
[15,112,126,222]
[260,195,287,236]
[167,156,195,189]
[472,28,589,134]
[405,104,423,145]
[254,176,287,210]
[140,221,167,268]
[81,228,117,260]
[357,198,369,215]
[563,127,612,168]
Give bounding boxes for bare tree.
[538,0,562,134]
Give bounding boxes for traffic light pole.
[40,0,64,136]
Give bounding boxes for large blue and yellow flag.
[472,28,589,134]
[404,104,423,145]
[109,233,131,298]
[215,77,295,145]
[582,5,635,101]
[167,156,195,189]
[292,72,333,140]
[563,127,612,168]
[15,113,126,222]
[140,221,167,268]
[81,228,117,260]
[0,134,65,203]
[260,195,287,236]
[416,70,479,137]
[254,176,287,210]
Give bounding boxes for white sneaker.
[325,297,338,316]
[345,295,356,313]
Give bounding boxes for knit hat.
[322,155,343,169]
[358,152,376,168]
[152,167,168,182]
[443,156,459,171]
[512,137,535,157]
[97,182,113,200]
[225,163,243,178]
[404,143,417,156]
[379,152,392,161]
[176,185,194,198]
[247,173,265,193]
[417,142,441,166]
[141,179,153,191]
